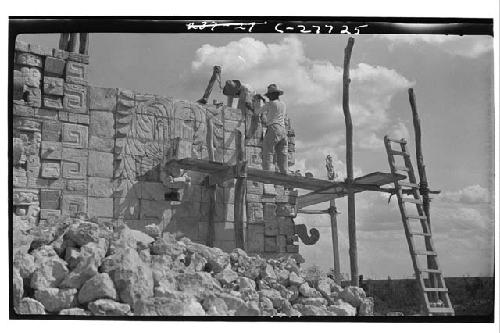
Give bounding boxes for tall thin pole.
[329,199,341,282]
[342,37,358,287]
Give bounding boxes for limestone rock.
[60,239,107,289]
[134,296,205,316]
[144,224,161,239]
[259,288,284,309]
[294,304,330,316]
[215,266,238,285]
[359,297,374,316]
[149,238,170,255]
[129,229,154,250]
[234,301,260,316]
[298,283,320,298]
[78,273,117,304]
[34,288,77,313]
[13,268,23,308]
[30,255,69,290]
[219,292,247,312]
[339,286,366,307]
[59,308,89,316]
[184,240,229,273]
[316,278,333,298]
[64,221,108,247]
[202,295,229,316]
[237,277,256,291]
[175,272,221,299]
[298,297,327,307]
[288,271,305,286]
[328,299,356,316]
[151,255,174,287]
[16,297,46,315]
[105,247,154,310]
[13,252,35,279]
[88,299,131,316]
[260,264,277,281]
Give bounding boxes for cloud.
[191,36,413,158]
[439,184,491,205]
[377,34,493,59]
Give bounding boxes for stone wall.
[11,40,301,257]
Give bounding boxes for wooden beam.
[330,199,341,283]
[198,66,221,105]
[233,130,246,250]
[343,37,358,287]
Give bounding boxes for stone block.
[89,111,114,138]
[246,194,261,202]
[89,136,114,153]
[263,203,277,222]
[264,236,278,253]
[13,188,39,205]
[89,86,117,111]
[277,235,287,252]
[44,56,66,76]
[62,123,88,149]
[20,67,42,88]
[264,220,279,236]
[59,111,69,121]
[224,119,245,133]
[27,176,65,190]
[68,112,90,124]
[278,217,295,235]
[223,107,245,121]
[40,141,61,160]
[16,52,42,67]
[40,189,61,209]
[286,245,299,253]
[88,197,114,218]
[52,49,69,60]
[43,76,64,96]
[40,209,61,220]
[42,121,61,141]
[88,151,113,177]
[65,61,87,85]
[114,197,140,219]
[13,104,35,117]
[246,146,262,168]
[113,178,141,198]
[34,108,58,121]
[43,96,64,110]
[41,162,61,179]
[62,148,88,179]
[276,203,296,217]
[63,83,87,114]
[88,177,114,197]
[246,202,263,223]
[246,224,264,253]
[29,43,53,56]
[14,117,41,132]
[67,52,89,64]
[247,181,263,195]
[25,87,41,107]
[15,39,29,52]
[65,179,87,194]
[13,169,27,188]
[61,193,87,217]
[214,222,235,241]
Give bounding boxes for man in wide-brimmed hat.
[254,84,288,175]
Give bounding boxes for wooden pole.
[233,130,247,249]
[342,37,358,287]
[198,66,221,105]
[408,88,438,300]
[408,88,431,226]
[329,199,341,283]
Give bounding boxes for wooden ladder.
[384,136,454,316]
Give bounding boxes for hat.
[264,83,284,96]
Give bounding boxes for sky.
[19,32,494,278]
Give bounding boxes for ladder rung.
[410,231,432,237]
[386,137,407,144]
[398,181,419,188]
[389,150,409,156]
[418,267,441,273]
[406,215,428,220]
[424,287,448,292]
[394,165,409,172]
[413,250,437,256]
[428,307,455,314]
[402,197,423,204]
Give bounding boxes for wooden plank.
[330,199,341,282]
[246,167,334,191]
[233,130,246,250]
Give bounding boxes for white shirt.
[256,100,286,127]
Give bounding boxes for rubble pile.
[13,216,374,316]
